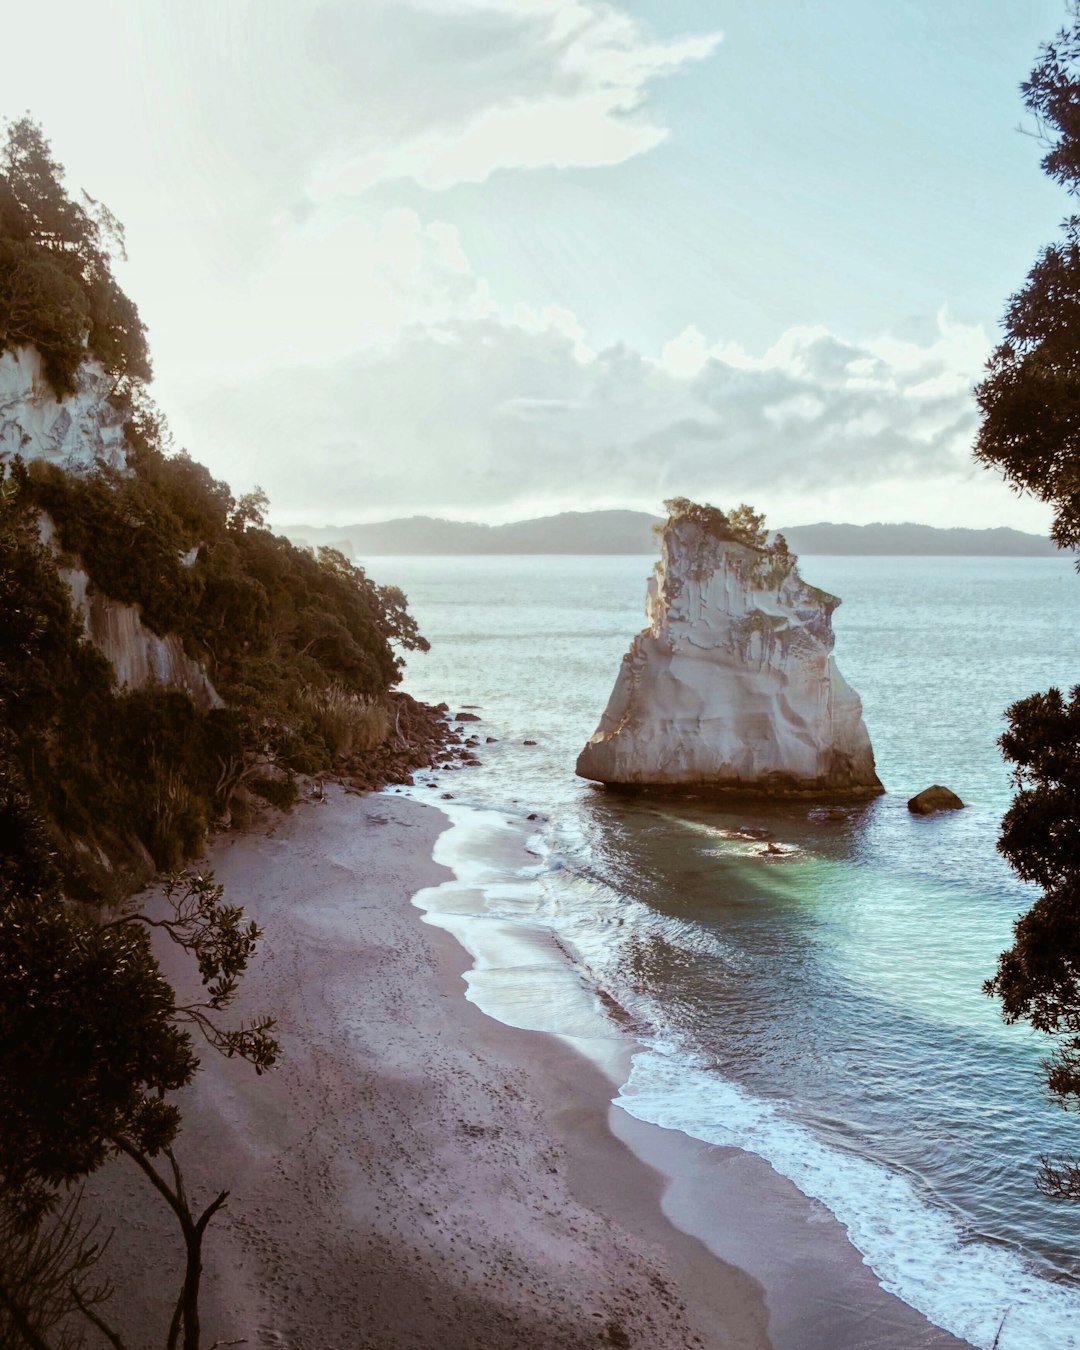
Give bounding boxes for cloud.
[90,0,718,386]
[306,0,722,195]
[188,207,495,373]
[180,307,1015,530]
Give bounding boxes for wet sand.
[81,786,768,1348]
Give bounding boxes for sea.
[362,552,1080,1350]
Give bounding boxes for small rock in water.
[441,792,454,800]
[908,785,965,815]
[486,736,498,743]
[523,739,537,746]
[456,711,481,721]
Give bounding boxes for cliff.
[56,557,223,712]
[576,510,882,794]
[0,345,223,710]
[0,344,127,472]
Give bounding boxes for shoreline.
[410,791,976,1350]
[79,786,769,1348]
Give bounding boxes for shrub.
[297,680,388,760]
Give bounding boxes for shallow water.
[368,552,1080,1350]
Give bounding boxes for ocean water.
[365,552,1080,1350]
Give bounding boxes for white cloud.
[176,307,1034,532]
[307,0,721,196]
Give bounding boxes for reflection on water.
[370,553,1080,1347]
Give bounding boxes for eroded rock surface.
[577,512,882,795]
[3,346,223,710]
[0,344,127,472]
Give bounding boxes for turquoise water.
[367,553,1080,1349]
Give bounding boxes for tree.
[977,8,1080,1198]
[975,7,1080,558]
[0,764,278,1345]
[984,687,1080,1196]
[0,118,150,395]
[0,1188,114,1350]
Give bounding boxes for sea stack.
[576,500,882,795]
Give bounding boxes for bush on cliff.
[0,120,432,897]
[0,115,439,1349]
[3,437,431,895]
[0,118,150,395]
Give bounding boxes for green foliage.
[130,872,279,1073]
[0,768,277,1341]
[726,503,768,549]
[297,680,389,760]
[4,424,429,890]
[0,763,193,1219]
[986,691,1080,1040]
[0,117,430,894]
[984,687,1080,1196]
[977,14,1080,1201]
[662,497,732,540]
[974,12,1080,560]
[248,774,300,811]
[0,118,150,395]
[661,498,795,576]
[0,115,423,1342]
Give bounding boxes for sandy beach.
[80,785,975,1350]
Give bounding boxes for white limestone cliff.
[58,560,223,712]
[4,344,222,710]
[576,513,882,794]
[0,344,127,472]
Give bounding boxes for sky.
[3,0,1075,530]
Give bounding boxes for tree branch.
[72,1286,127,1349]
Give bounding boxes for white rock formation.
[0,344,127,473]
[59,562,223,712]
[577,514,881,794]
[2,345,222,710]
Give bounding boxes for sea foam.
[616,1044,1080,1350]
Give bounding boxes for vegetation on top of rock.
[660,497,795,563]
[0,118,151,397]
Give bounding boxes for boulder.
[907,785,964,815]
[576,507,882,795]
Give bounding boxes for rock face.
[0,344,127,473]
[907,786,964,814]
[58,561,223,712]
[576,513,882,794]
[2,347,223,710]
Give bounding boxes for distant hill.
[778,522,1061,557]
[290,510,664,556]
[286,512,1061,558]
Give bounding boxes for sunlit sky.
[5,1,1074,529]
